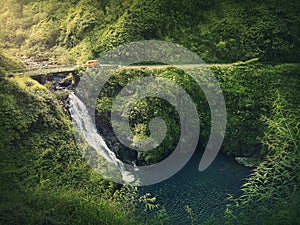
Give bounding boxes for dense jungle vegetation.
[0,0,299,224]
[92,64,300,224]
[0,63,148,224]
[0,0,299,64]
[93,65,300,163]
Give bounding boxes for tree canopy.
[0,0,299,64]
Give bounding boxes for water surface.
[138,149,250,224]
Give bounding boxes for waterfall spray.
[68,92,135,183]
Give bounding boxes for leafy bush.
[225,94,300,224]
[0,77,140,224]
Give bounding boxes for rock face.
[95,123,138,165]
[58,73,75,88]
[235,157,259,168]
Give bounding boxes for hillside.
[0,61,141,224]
[0,51,24,72]
[0,0,299,224]
[0,0,299,64]
[92,64,300,160]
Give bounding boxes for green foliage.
[138,193,159,211]
[93,67,207,165]
[0,1,299,223]
[93,64,300,165]
[60,0,105,49]
[1,186,136,225]
[0,51,24,71]
[211,64,300,156]
[225,94,300,224]
[202,214,220,225]
[90,0,300,63]
[0,77,140,224]
[186,206,196,225]
[149,208,169,225]
[0,0,299,63]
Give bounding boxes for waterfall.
[68,92,134,183]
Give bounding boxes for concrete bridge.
[10,63,234,76]
[8,63,236,86]
[9,66,80,76]
[7,65,82,85]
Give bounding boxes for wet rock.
[235,157,259,168]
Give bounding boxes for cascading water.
[68,92,135,183]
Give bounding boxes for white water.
[68,92,134,183]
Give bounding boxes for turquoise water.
[138,149,250,224]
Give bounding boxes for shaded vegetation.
[93,67,205,165]
[225,94,300,224]
[93,64,300,164]
[211,64,300,157]
[0,74,142,224]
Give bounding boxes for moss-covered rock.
[235,157,259,168]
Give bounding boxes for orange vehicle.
[85,60,99,67]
